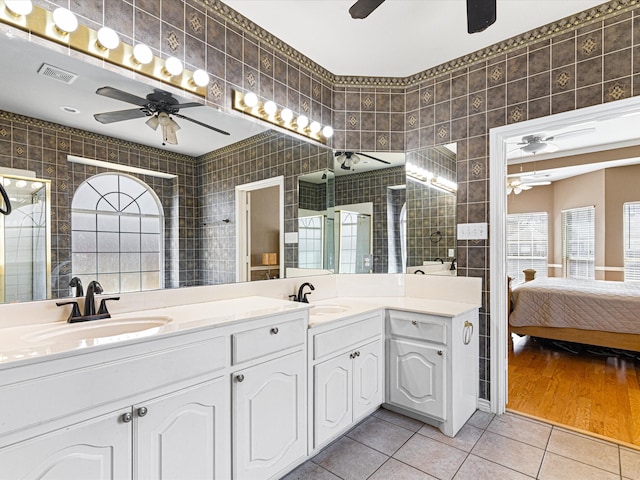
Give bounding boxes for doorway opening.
[235,176,284,282]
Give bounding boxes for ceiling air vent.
[37,63,78,84]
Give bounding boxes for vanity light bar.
[406,163,457,194]
[0,1,208,97]
[232,90,333,144]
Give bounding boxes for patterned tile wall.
[0,111,199,298]
[17,0,640,400]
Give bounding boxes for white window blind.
[506,212,548,286]
[623,202,640,282]
[298,215,324,269]
[562,206,595,280]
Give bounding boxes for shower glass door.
[0,174,51,303]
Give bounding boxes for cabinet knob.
[121,412,133,423]
[137,407,148,417]
[437,350,443,356]
[270,327,279,335]
[411,320,418,326]
[236,374,245,382]
[356,351,361,357]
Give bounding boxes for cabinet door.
[0,408,132,480]
[388,338,445,420]
[135,376,230,480]
[352,339,383,421]
[314,351,352,448]
[233,350,306,480]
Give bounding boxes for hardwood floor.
[507,334,640,447]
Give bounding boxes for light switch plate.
[284,232,298,244]
[457,222,488,240]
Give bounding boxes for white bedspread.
[509,278,640,335]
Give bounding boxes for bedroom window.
[623,202,640,282]
[506,212,548,286]
[562,206,595,280]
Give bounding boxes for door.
[388,338,445,420]
[0,408,132,480]
[233,350,306,480]
[135,376,230,480]
[314,351,353,447]
[353,339,383,421]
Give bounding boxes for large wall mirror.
[0,31,459,304]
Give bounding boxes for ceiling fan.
[335,151,391,171]
[509,128,595,155]
[349,0,496,34]
[93,87,230,145]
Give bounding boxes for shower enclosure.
[0,173,51,303]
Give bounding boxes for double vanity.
[0,274,481,480]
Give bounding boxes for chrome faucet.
[83,280,103,316]
[291,282,315,303]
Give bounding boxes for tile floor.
[282,409,640,480]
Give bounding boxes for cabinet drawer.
[232,319,305,365]
[387,312,447,345]
[313,315,382,361]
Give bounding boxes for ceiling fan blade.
[94,108,147,124]
[349,0,385,19]
[95,86,149,106]
[173,113,230,136]
[173,102,203,109]
[467,0,496,33]
[543,127,596,142]
[357,152,391,164]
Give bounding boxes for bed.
[509,277,640,351]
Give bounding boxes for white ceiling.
[223,0,605,77]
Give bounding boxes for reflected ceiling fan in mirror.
[509,127,595,155]
[335,151,391,171]
[93,87,230,146]
[349,0,496,33]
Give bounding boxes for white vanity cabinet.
[385,308,478,437]
[231,316,307,480]
[0,333,231,480]
[309,312,384,450]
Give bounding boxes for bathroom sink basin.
[23,316,173,343]
[310,305,351,316]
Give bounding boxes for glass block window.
[298,215,324,269]
[623,202,640,283]
[562,206,595,280]
[71,174,164,293]
[506,212,548,286]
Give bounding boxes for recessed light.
[60,106,80,114]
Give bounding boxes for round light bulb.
[3,178,11,186]
[192,69,210,87]
[5,1,33,16]
[322,126,334,138]
[263,101,277,116]
[31,182,43,189]
[280,108,293,123]
[15,180,27,188]
[309,121,321,134]
[96,27,120,50]
[132,44,153,65]
[164,56,183,77]
[243,92,258,108]
[157,112,171,126]
[296,115,309,129]
[52,7,78,34]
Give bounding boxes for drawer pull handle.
[137,407,148,417]
[121,412,133,423]
[236,374,245,382]
[270,327,279,335]
[437,350,443,356]
[411,320,418,326]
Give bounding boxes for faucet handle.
[288,294,298,301]
[97,297,120,316]
[56,301,82,322]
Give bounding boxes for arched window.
[71,173,164,294]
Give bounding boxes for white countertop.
[0,294,479,368]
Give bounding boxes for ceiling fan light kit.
[335,151,391,172]
[232,90,333,144]
[0,2,209,96]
